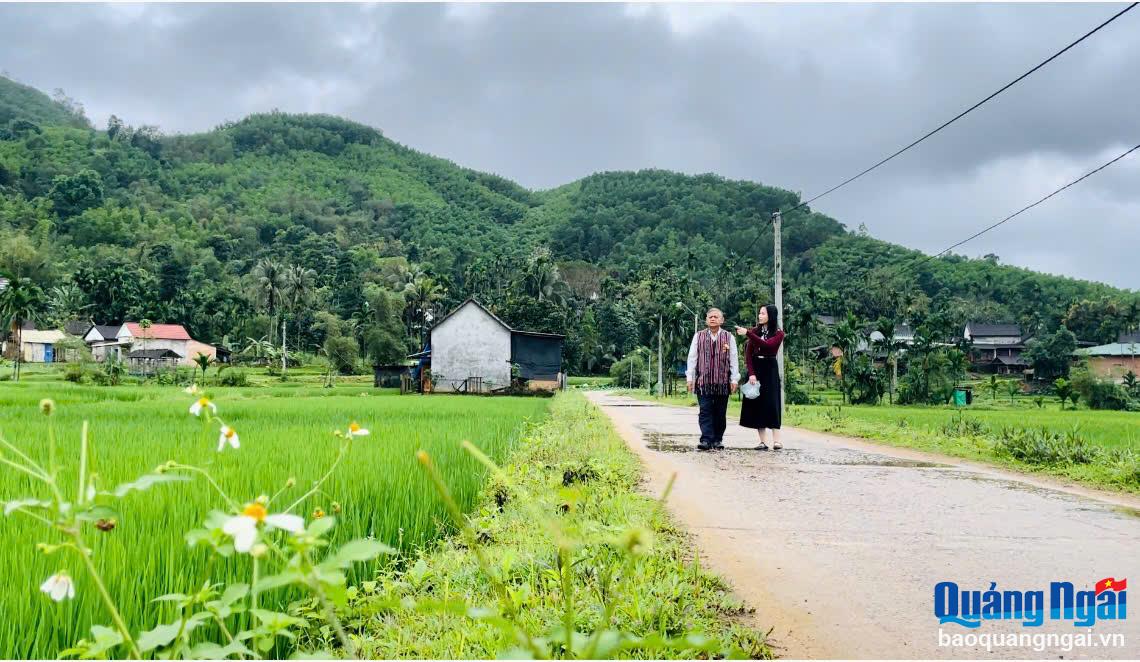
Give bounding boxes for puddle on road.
[1113,505,1140,519]
[641,431,950,466]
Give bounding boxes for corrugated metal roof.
[20,330,68,344]
[1075,343,1140,357]
[966,322,1022,337]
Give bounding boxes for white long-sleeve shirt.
[685,328,740,384]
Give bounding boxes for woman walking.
[736,305,785,450]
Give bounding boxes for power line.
[738,1,1137,259]
[910,142,1140,270]
[783,2,1137,216]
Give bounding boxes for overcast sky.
[1,2,1137,290]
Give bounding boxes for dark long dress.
[740,328,785,430]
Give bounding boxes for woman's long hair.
[759,304,779,335]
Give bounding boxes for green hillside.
[1,76,1137,386]
[0,76,91,131]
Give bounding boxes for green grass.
[329,393,769,659]
[0,380,549,659]
[616,389,1139,492]
[567,375,615,388]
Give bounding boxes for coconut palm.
[403,274,446,347]
[874,318,907,405]
[250,259,285,345]
[830,313,862,404]
[0,277,46,381]
[281,265,316,373]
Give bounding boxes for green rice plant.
[0,383,548,658]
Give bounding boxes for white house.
[84,324,125,361]
[430,300,513,392]
[424,299,564,393]
[117,323,192,362]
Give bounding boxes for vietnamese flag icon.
[1095,578,1127,595]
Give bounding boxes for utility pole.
[773,211,785,412]
[281,318,287,375]
[629,351,634,389]
[657,314,663,397]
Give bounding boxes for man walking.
[686,308,739,451]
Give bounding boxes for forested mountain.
[1,76,1137,380]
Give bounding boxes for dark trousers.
[697,393,729,448]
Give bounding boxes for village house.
[84,324,126,361]
[410,299,565,393]
[14,329,69,363]
[964,322,1031,376]
[1075,342,1140,382]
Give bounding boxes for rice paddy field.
[0,379,550,659]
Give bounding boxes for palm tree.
[874,318,906,405]
[1123,370,1138,397]
[192,352,213,383]
[281,265,316,374]
[250,259,285,346]
[1005,379,1021,404]
[0,277,46,382]
[403,274,446,347]
[791,306,818,390]
[986,374,1000,401]
[138,318,152,376]
[831,313,862,404]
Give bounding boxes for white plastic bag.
[740,381,761,400]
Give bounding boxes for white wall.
[431,302,511,392]
[129,339,189,358]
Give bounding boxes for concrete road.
[588,393,1140,659]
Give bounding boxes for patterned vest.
[696,329,733,396]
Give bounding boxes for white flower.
[189,397,217,417]
[217,426,240,452]
[184,384,200,395]
[222,503,304,553]
[347,422,369,437]
[40,573,75,602]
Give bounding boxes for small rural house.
[119,323,192,359]
[128,348,182,373]
[84,324,125,361]
[416,299,565,393]
[964,322,1031,375]
[15,329,69,363]
[1075,342,1140,382]
[84,322,214,368]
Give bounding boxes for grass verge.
[309,392,770,659]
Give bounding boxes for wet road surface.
[588,393,1140,659]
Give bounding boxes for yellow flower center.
[349,422,361,433]
[197,397,209,408]
[224,428,236,439]
[242,503,267,522]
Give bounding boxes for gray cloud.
[1,2,1137,289]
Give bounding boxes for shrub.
[994,427,1101,466]
[939,414,988,438]
[1088,382,1132,411]
[216,369,249,387]
[609,352,651,389]
[1106,449,1140,487]
[64,362,89,384]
